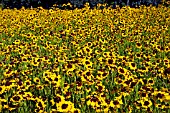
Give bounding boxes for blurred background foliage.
[0,0,169,9]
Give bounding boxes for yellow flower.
[13,39,21,45]
[128,62,137,70]
[10,95,23,103]
[140,98,152,109]
[57,101,74,112]
[33,77,41,84]
[117,66,128,75]
[64,63,76,72]
[82,58,93,69]
[156,104,166,109]
[136,42,142,48]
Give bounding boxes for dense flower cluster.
[0,3,170,113]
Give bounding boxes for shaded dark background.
[0,0,169,10]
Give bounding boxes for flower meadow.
[0,3,170,113]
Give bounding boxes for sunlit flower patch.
[0,3,170,113]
